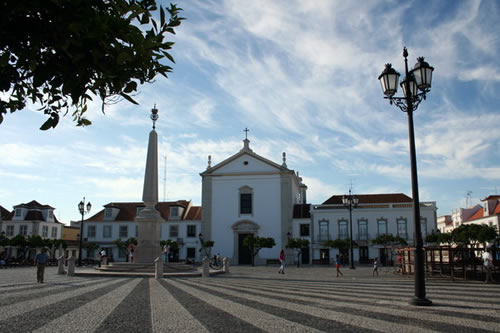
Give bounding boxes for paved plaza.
[0,265,499,332]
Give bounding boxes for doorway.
[301,247,310,264]
[320,248,330,264]
[238,233,252,265]
[359,246,369,264]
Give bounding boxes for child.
[336,254,343,277]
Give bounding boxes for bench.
[266,259,280,265]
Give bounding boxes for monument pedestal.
[135,202,162,264]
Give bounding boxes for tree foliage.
[323,238,357,251]
[243,235,276,267]
[371,234,408,247]
[451,224,498,247]
[286,238,309,267]
[0,0,184,129]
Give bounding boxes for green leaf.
[120,92,139,105]
[160,6,165,26]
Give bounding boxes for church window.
[187,225,196,237]
[338,220,348,239]
[319,219,329,241]
[243,161,249,165]
[239,186,253,215]
[377,219,388,236]
[169,225,179,237]
[300,224,310,237]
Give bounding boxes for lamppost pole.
[77,197,92,267]
[378,47,433,306]
[343,190,358,269]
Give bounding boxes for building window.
[136,206,144,216]
[19,225,28,236]
[169,225,178,238]
[319,219,329,241]
[358,220,368,240]
[300,224,310,237]
[119,226,128,238]
[240,193,252,214]
[420,218,427,236]
[104,208,112,219]
[338,220,348,239]
[187,225,196,238]
[42,226,48,237]
[51,227,58,238]
[88,225,96,238]
[6,225,14,236]
[48,210,53,219]
[15,208,21,217]
[239,186,253,215]
[170,207,179,217]
[103,225,112,238]
[397,218,408,239]
[377,219,388,236]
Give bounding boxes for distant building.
[310,194,437,265]
[1,200,63,240]
[83,200,201,262]
[437,195,500,236]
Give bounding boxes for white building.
[1,200,63,240]
[200,138,307,265]
[0,200,64,258]
[310,194,437,265]
[83,200,202,262]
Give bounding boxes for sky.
[1,0,500,224]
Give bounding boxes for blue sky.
[1,0,499,223]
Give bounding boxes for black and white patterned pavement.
[1,266,499,332]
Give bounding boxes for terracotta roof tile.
[466,208,484,221]
[494,202,500,215]
[185,206,202,220]
[14,200,54,209]
[322,193,412,205]
[0,205,10,220]
[293,204,311,218]
[86,201,199,222]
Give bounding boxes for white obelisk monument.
[135,105,163,263]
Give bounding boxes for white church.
[83,110,437,265]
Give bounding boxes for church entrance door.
[238,233,252,265]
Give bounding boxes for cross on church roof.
[244,127,250,140]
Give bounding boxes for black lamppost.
[77,197,92,266]
[378,47,434,306]
[342,190,358,269]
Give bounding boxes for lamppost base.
[408,296,432,306]
[349,266,356,269]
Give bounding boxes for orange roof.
[466,208,484,221]
[494,202,500,215]
[85,201,201,222]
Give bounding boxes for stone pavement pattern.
[0,266,499,332]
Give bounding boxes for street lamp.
[378,47,433,306]
[77,197,92,266]
[342,190,358,269]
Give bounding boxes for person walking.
[34,248,49,283]
[335,254,343,277]
[129,248,135,263]
[373,257,379,277]
[482,250,494,283]
[278,250,286,274]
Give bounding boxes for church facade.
[200,138,307,265]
